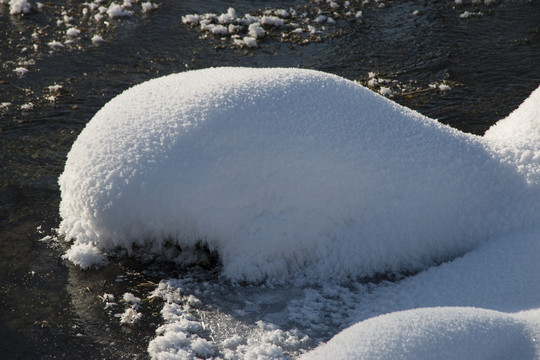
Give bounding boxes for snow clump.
[62,242,107,269]
[13,67,29,76]
[107,3,130,18]
[8,0,31,14]
[66,27,81,37]
[91,35,105,44]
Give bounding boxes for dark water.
[1,0,539,358]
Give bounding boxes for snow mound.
[300,224,540,359]
[58,67,540,283]
[352,225,540,316]
[301,307,538,360]
[484,85,540,184]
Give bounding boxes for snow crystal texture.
[302,307,539,360]
[59,67,540,282]
[300,224,540,359]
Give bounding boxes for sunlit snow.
[58,67,540,359]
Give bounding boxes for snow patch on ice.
[107,3,130,18]
[8,0,31,15]
[241,36,258,48]
[147,278,312,359]
[438,83,451,91]
[0,102,12,111]
[66,27,81,37]
[20,102,34,110]
[123,292,142,307]
[248,23,265,38]
[47,40,65,48]
[48,84,63,92]
[13,67,29,76]
[141,1,156,13]
[117,306,142,325]
[91,34,105,44]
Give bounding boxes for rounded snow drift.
[301,307,538,360]
[59,67,534,282]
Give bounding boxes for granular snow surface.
[303,307,539,360]
[58,67,540,359]
[301,226,540,360]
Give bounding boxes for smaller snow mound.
[484,86,540,184]
[301,307,538,360]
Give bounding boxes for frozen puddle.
[58,68,540,359]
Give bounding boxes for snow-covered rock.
[59,67,540,284]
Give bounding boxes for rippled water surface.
[1,0,539,358]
